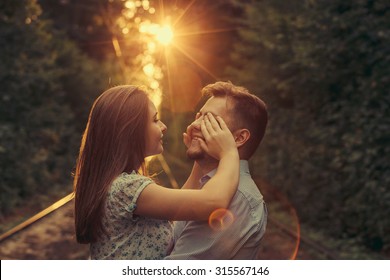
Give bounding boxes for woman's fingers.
[200,118,211,141]
[201,114,229,139]
[206,113,221,131]
[215,116,229,131]
[199,114,236,160]
[183,132,191,148]
[197,138,208,153]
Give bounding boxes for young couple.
[73,81,268,260]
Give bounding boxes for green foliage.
[0,0,111,217]
[225,0,390,254]
[1,0,388,258]
[39,0,120,60]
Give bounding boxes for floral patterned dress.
[90,171,172,259]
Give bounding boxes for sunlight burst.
[117,0,233,111]
[156,25,174,46]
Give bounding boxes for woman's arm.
[134,114,239,220]
[181,161,202,190]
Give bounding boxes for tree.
[225,0,390,253]
[0,0,110,219]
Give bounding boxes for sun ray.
[156,25,174,45]
[175,27,237,37]
[172,0,198,27]
[164,48,175,110]
[81,28,237,45]
[172,43,218,80]
[158,0,167,24]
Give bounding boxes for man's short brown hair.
[201,81,268,159]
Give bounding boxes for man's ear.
[233,129,250,148]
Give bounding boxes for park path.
[0,197,314,260]
[0,201,89,260]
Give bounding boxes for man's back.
[165,160,267,259]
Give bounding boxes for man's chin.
[186,147,205,160]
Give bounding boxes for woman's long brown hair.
[73,85,149,243]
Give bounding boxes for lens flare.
[156,25,174,46]
[208,208,235,231]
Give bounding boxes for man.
[166,81,268,259]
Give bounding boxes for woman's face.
[145,100,167,157]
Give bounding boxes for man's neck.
[196,158,219,176]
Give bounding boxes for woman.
[74,85,239,259]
